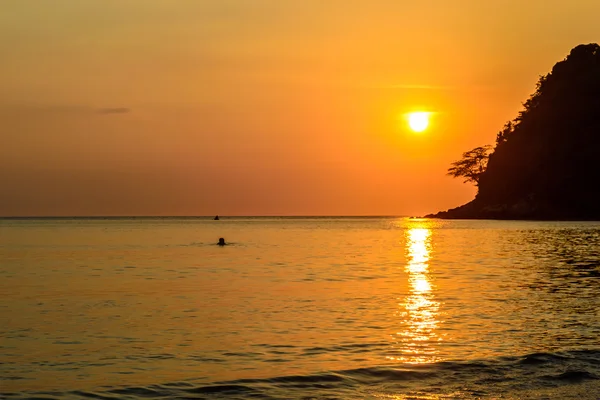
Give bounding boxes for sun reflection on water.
[390,223,442,364]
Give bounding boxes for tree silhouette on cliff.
[438,43,600,219]
[447,145,492,186]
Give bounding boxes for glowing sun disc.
[408,112,430,132]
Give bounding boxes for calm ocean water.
[1,217,599,399]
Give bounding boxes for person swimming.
[217,238,226,246]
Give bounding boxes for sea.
[1,217,599,399]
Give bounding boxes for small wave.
[518,352,569,365]
[4,349,600,400]
[70,391,120,400]
[543,369,599,382]
[302,342,390,355]
[248,373,347,385]
[184,384,262,395]
[342,366,436,382]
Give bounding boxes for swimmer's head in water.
[218,238,226,246]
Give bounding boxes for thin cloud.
[365,83,505,93]
[0,104,132,116]
[97,107,131,114]
[383,84,457,90]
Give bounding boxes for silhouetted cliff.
[429,43,600,220]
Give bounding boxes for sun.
[407,112,430,132]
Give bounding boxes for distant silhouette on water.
[218,238,226,246]
[214,215,219,220]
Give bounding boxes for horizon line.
[0,215,411,219]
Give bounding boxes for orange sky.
[1,1,599,216]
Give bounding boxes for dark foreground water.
[1,217,599,399]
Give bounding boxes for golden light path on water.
[390,222,441,364]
